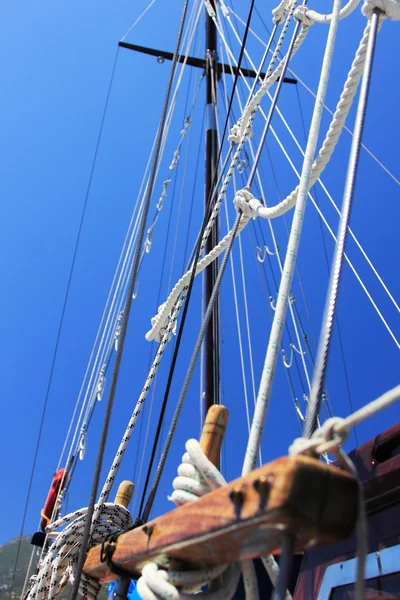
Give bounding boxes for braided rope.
[27,504,131,600]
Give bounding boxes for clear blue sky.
[0,0,399,549]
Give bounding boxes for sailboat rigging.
[4,0,400,599]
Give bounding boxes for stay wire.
[68,3,191,597]
[141,213,242,523]
[295,84,358,443]
[304,10,381,439]
[9,47,121,600]
[137,96,198,519]
[138,0,258,520]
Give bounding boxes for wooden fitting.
[114,480,134,509]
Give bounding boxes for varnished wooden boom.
[84,456,358,582]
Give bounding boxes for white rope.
[217,12,314,403]
[242,0,342,476]
[290,384,400,456]
[255,22,375,220]
[229,25,309,144]
[288,384,400,600]
[225,12,400,348]
[27,503,131,600]
[294,0,360,24]
[266,121,400,349]
[138,440,240,600]
[362,0,400,19]
[146,215,250,341]
[147,7,311,342]
[268,94,400,317]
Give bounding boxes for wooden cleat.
[84,454,358,582]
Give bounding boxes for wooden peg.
[199,405,229,465]
[114,480,134,508]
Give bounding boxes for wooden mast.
[204,0,220,412]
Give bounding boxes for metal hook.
[282,347,293,369]
[114,312,123,351]
[266,245,278,256]
[269,296,276,311]
[169,150,179,171]
[96,366,106,401]
[256,246,266,263]
[144,228,153,253]
[79,430,86,461]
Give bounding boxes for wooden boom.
[84,453,358,582]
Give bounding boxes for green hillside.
[0,536,108,600]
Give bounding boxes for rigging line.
[232,5,400,189]
[267,115,400,349]
[295,84,357,443]
[217,57,261,436]
[147,0,264,343]
[261,146,335,419]
[216,38,312,399]
[68,2,191,597]
[210,0,258,182]
[136,108,208,521]
[10,47,121,600]
[216,86,256,454]
[135,161,184,517]
[304,8,381,439]
[57,132,156,473]
[289,68,400,187]
[242,0,341,476]
[268,90,400,317]
[64,0,204,496]
[248,225,304,430]
[217,74,310,430]
[133,65,202,512]
[167,76,198,295]
[120,0,158,42]
[141,212,242,523]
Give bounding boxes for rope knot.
[289,416,348,457]
[233,188,262,219]
[272,0,291,23]
[136,441,240,599]
[294,6,315,26]
[228,119,254,144]
[362,0,400,18]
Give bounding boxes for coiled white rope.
[137,440,241,600]
[27,504,132,600]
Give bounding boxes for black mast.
[204,1,219,412]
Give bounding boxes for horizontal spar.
[84,455,358,582]
[118,42,297,83]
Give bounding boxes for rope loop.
[233,188,261,219]
[289,416,348,457]
[362,0,400,18]
[294,6,315,26]
[272,0,292,23]
[228,118,254,144]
